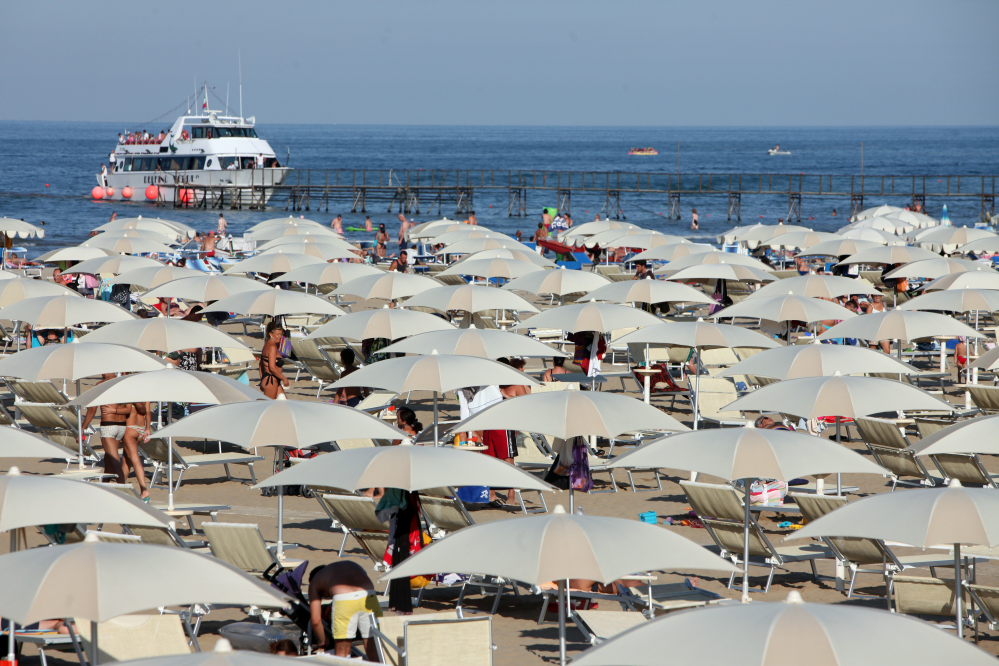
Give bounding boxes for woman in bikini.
[122,401,151,500]
[863,293,891,353]
[259,322,289,399]
[375,224,390,258]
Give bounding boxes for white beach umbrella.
[817,310,982,343]
[406,217,465,240]
[35,247,115,263]
[571,591,994,666]
[246,216,325,232]
[583,279,714,306]
[380,504,735,666]
[258,242,359,261]
[0,342,168,381]
[717,224,764,244]
[898,288,999,313]
[915,226,995,247]
[439,257,545,280]
[0,218,44,239]
[913,415,999,457]
[582,230,682,250]
[223,252,324,275]
[404,284,539,314]
[791,483,999,638]
[503,269,611,297]
[605,428,887,601]
[561,220,639,239]
[142,275,269,302]
[106,265,202,289]
[256,234,348,250]
[378,328,568,359]
[852,204,903,221]
[81,235,174,255]
[0,429,75,461]
[795,239,881,258]
[628,243,716,263]
[435,238,536,256]
[79,319,249,352]
[883,258,996,280]
[511,302,659,333]
[430,229,515,245]
[656,250,773,273]
[270,262,382,287]
[735,225,812,243]
[306,308,454,342]
[0,272,17,282]
[663,264,777,283]
[763,231,842,249]
[970,347,999,371]
[83,229,175,246]
[334,272,443,301]
[713,294,857,324]
[747,275,879,300]
[840,226,906,244]
[0,279,79,307]
[452,248,555,267]
[887,210,939,228]
[63,255,163,276]
[201,289,346,317]
[848,215,914,234]
[922,271,999,291]
[248,225,341,242]
[716,344,918,380]
[91,218,191,240]
[0,295,135,327]
[956,237,999,254]
[836,245,942,266]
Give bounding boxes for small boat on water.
[768,143,791,155]
[629,147,658,155]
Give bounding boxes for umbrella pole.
[77,407,85,470]
[693,348,700,432]
[557,580,567,666]
[277,445,285,559]
[433,392,439,446]
[956,542,963,638]
[14,321,19,352]
[65,618,87,666]
[5,618,13,666]
[836,416,843,496]
[742,479,751,603]
[90,620,99,666]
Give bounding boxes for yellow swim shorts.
[332,590,382,640]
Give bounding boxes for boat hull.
[99,168,290,204]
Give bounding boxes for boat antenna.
[238,49,243,120]
[226,82,230,115]
[194,76,198,116]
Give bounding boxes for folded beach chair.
[200,522,302,576]
[855,416,939,490]
[681,481,832,592]
[84,530,143,544]
[892,576,971,629]
[139,438,263,490]
[572,610,648,645]
[371,612,463,666]
[78,614,192,662]
[315,493,391,562]
[290,337,341,398]
[403,616,493,666]
[968,385,999,415]
[792,493,954,602]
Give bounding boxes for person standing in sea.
[691,208,699,230]
[217,213,227,236]
[397,213,411,250]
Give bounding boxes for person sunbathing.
[333,349,363,407]
[541,356,570,382]
[308,561,381,659]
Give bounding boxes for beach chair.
[371,612,468,666]
[914,418,954,439]
[680,481,832,592]
[78,614,192,662]
[290,337,341,397]
[420,495,475,538]
[332,438,380,451]
[84,530,143,544]
[926,453,999,488]
[315,493,391,562]
[687,377,749,427]
[9,379,70,404]
[139,438,263,490]
[124,524,209,551]
[966,583,999,638]
[892,576,970,628]
[968,385,999,415]
[406,616,492,666]
[205,346,255,380]
[356,390,400,417]
[854,417,939,490]
[572,610,648,645]
[200,522,302,576]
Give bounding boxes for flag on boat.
[202,88,208,111]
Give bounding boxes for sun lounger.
[681,481,833,592]
[855,416,940,489]
[315,493,390,562]
[892,576,971,629]
[966,583,999,637]
[420,495,475,538]
[926,453,999,488]
[371,612,462,666]
[84,530,142,544]
[78,614,192,662]
[356,390,401,417]
[686,377,749,428]
[968,385,999,414]
[573,610,648,645]
[139,437,263,489]
[333,438,380,450]
[123,524,209,551]
[290,337,341,397]
[200,522,303,576]
[9,379,69,404]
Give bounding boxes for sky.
[2,0,997,126]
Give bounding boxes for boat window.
[240,156,256,169]
[185,156,206,170]
[219,156,238,169]
[159,156,184,171]
[247,128,257,138]
[215,127,232,138]
[123,158,133,172]
[206,158,213,168]
[135,157,155,171]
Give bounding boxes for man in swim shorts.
[309,561,382,659]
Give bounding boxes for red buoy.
[178,188,194,204]
[145,185,159,200]
[104,187,115,198]
[45,184,49,187]
[91,186,104,200]
[121,186,133,199]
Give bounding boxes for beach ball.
[121,186,132,199]
[91,186,104,200]
[145,185,159,200]
[104,187,115,198]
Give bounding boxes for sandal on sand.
[489,498,507,508]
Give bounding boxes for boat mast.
[239,49,243,120]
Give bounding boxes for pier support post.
[850,194,864,220]
[979,194,994,224]
[557,189,571,215]
[352,187,367,214]
[508,188,526,217]
[668,193,681,220]
[604,190,624,220]
[911,193,926,215]
[727,193,741,222]
[456,187,474,215]
[787,193,801,223]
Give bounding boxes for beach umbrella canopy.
[898,288,999,313]
[451,390,688,440]
[380,504,736,666]
[849,215,915,234]
[435,238,536,256]
[561,220,640,239]
[257,234,348,250]
[439,257,545,280]
[452,248,555,267]
[334,273,443,301]
[0,429,76,460]
[223,252,325,275]
[912,415,999,457]
[883,258,996,280]
[247,225,341,242]
[885,210,939,228]
[629,243,716,263]
[747,275,879,300]
[971,346,999,371]
[0,342,168,381]
[615,320,781,351]
[956,237,999,254]
[512,302,658,333]
[83,229,175,246]
[503,269,611,297]
[840,226,908,244]
[306,308,454,342]
[716,344,918,380]
[259,242,358,261]
[430,229,515,245]
[255,446,553,494]
[915,226,995,247]
[713,294,857,324]
[142,275,269,302]
[201,289,346,318]
[583,279,714,305]
[764,231,843,249]
[795,239,882,258]
[852,204,905,221]
[656,250,773,273]
[81,235,174,255]
[79,319,249,352]
[328,354,538,394]
[599,232,688,251]
[570,591,995,666]
[271,262,382,287]
[817,310,983,342]
[836,245,939,266]
[68,369,265,408]
[735,224,813,242]
[0,538,286,625]
[0,295,136,327]
[35,247,115,263]
[663,264,777,283]
[922,271,999,291]
[723,374,954,418]
[378,328,569,359]
[0,272,16,282]
[62,255,163,276]
[246,216,326,233]
[0,218,44,239]
[790,482,999,638]
[106,265,202,289]
[91,218,191,240]
[405,284,539,314]
[0,470,171,532]
[406,217,465,239]
[0,278,79,307]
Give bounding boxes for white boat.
[97,84,289,205]
[768,147,791,155]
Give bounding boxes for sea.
[0,122,996,256]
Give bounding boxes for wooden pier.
[158,169,998,222]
